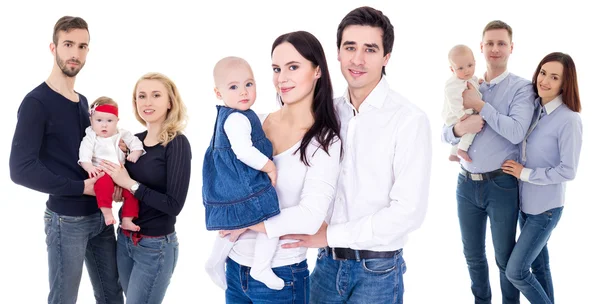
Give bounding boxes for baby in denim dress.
[203,57,283,290]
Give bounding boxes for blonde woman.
[100,72,192,303]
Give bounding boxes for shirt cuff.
[445,125,461,145]
[327,223,351,248]
[75,180,85,196]
[133,183,147,200]
[252,155,270,172]
[479,102,494,120]
[520,168,533,182]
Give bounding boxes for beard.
[56,50,85,77]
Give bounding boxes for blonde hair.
[132,72,188,146]
[448,44,474,63]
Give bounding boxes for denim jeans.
[116,229,179,304]
[456,173,520,304]
[226,258,309,303]
[44,208,123,304]
[309,247,406,304]
[506,207,563,304]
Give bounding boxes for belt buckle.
[471,173,483,181]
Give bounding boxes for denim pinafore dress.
[202,105,280,230]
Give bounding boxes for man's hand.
[219,227,249,242]
[83,172,104,196]
[280,222,328,249]
[119,139,127,153]
[462,82,485,112]
[453,114,484,137]
[113,186,123,202]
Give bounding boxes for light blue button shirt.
[518,95,583,215]
[442,71,536,173]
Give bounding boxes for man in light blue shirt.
[442,20,535,304]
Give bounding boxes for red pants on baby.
[94,174,139,218]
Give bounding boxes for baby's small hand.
[267,169,277,187]
[262,160,277,186]
[86,167,101,178]
[127,150,143,163]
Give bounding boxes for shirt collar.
[484,70,510,85]
[541,95,563,115]
[343,76,389,110]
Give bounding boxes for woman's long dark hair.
[271,31,341,166]
[532,52,581,112]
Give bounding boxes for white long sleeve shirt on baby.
[78,127,145,166]
[442,75,482,126]
[223,112,270,170]
[230,114,342,268]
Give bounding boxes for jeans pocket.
[59,214,86,223]
[44,210,56,247]
[490,175,518,191]
[362,258,396,274]
[457,174,467,187]
[317,247,327,260]
[44,209,53,222]
[137,237,165,253]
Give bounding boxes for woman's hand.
[99,160,136,189]
[502,160,523,179]
[113,186,124,202]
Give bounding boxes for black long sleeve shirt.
[124,132,192,236]
[9,82,97,216]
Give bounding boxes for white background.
[1,0,598,303]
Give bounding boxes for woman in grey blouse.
[501,52,582,304]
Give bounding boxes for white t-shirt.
[78,126,144,166]
[228,114,342,268]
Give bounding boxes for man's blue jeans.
[44,208,124,304]
[456,173,520,304]
[309,247,406,304]
[226,258,310,303]
[506,207,563,304]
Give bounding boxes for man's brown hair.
[53,16,89,45]
[482,20,512,41]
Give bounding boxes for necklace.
[46,80,78,102]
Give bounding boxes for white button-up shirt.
[327,77,432,251]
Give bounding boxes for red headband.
[93,105,119,117]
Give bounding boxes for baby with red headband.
[78,96,145,230]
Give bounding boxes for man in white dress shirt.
[282,6,432,303]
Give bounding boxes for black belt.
[326,246,400,261]
[459,167,507,181]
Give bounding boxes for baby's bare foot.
[449,154,460,162]
[100,207,116,226]
[457,149,472,163]
[120,218,140,231]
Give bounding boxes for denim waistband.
[119,228,177,246]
